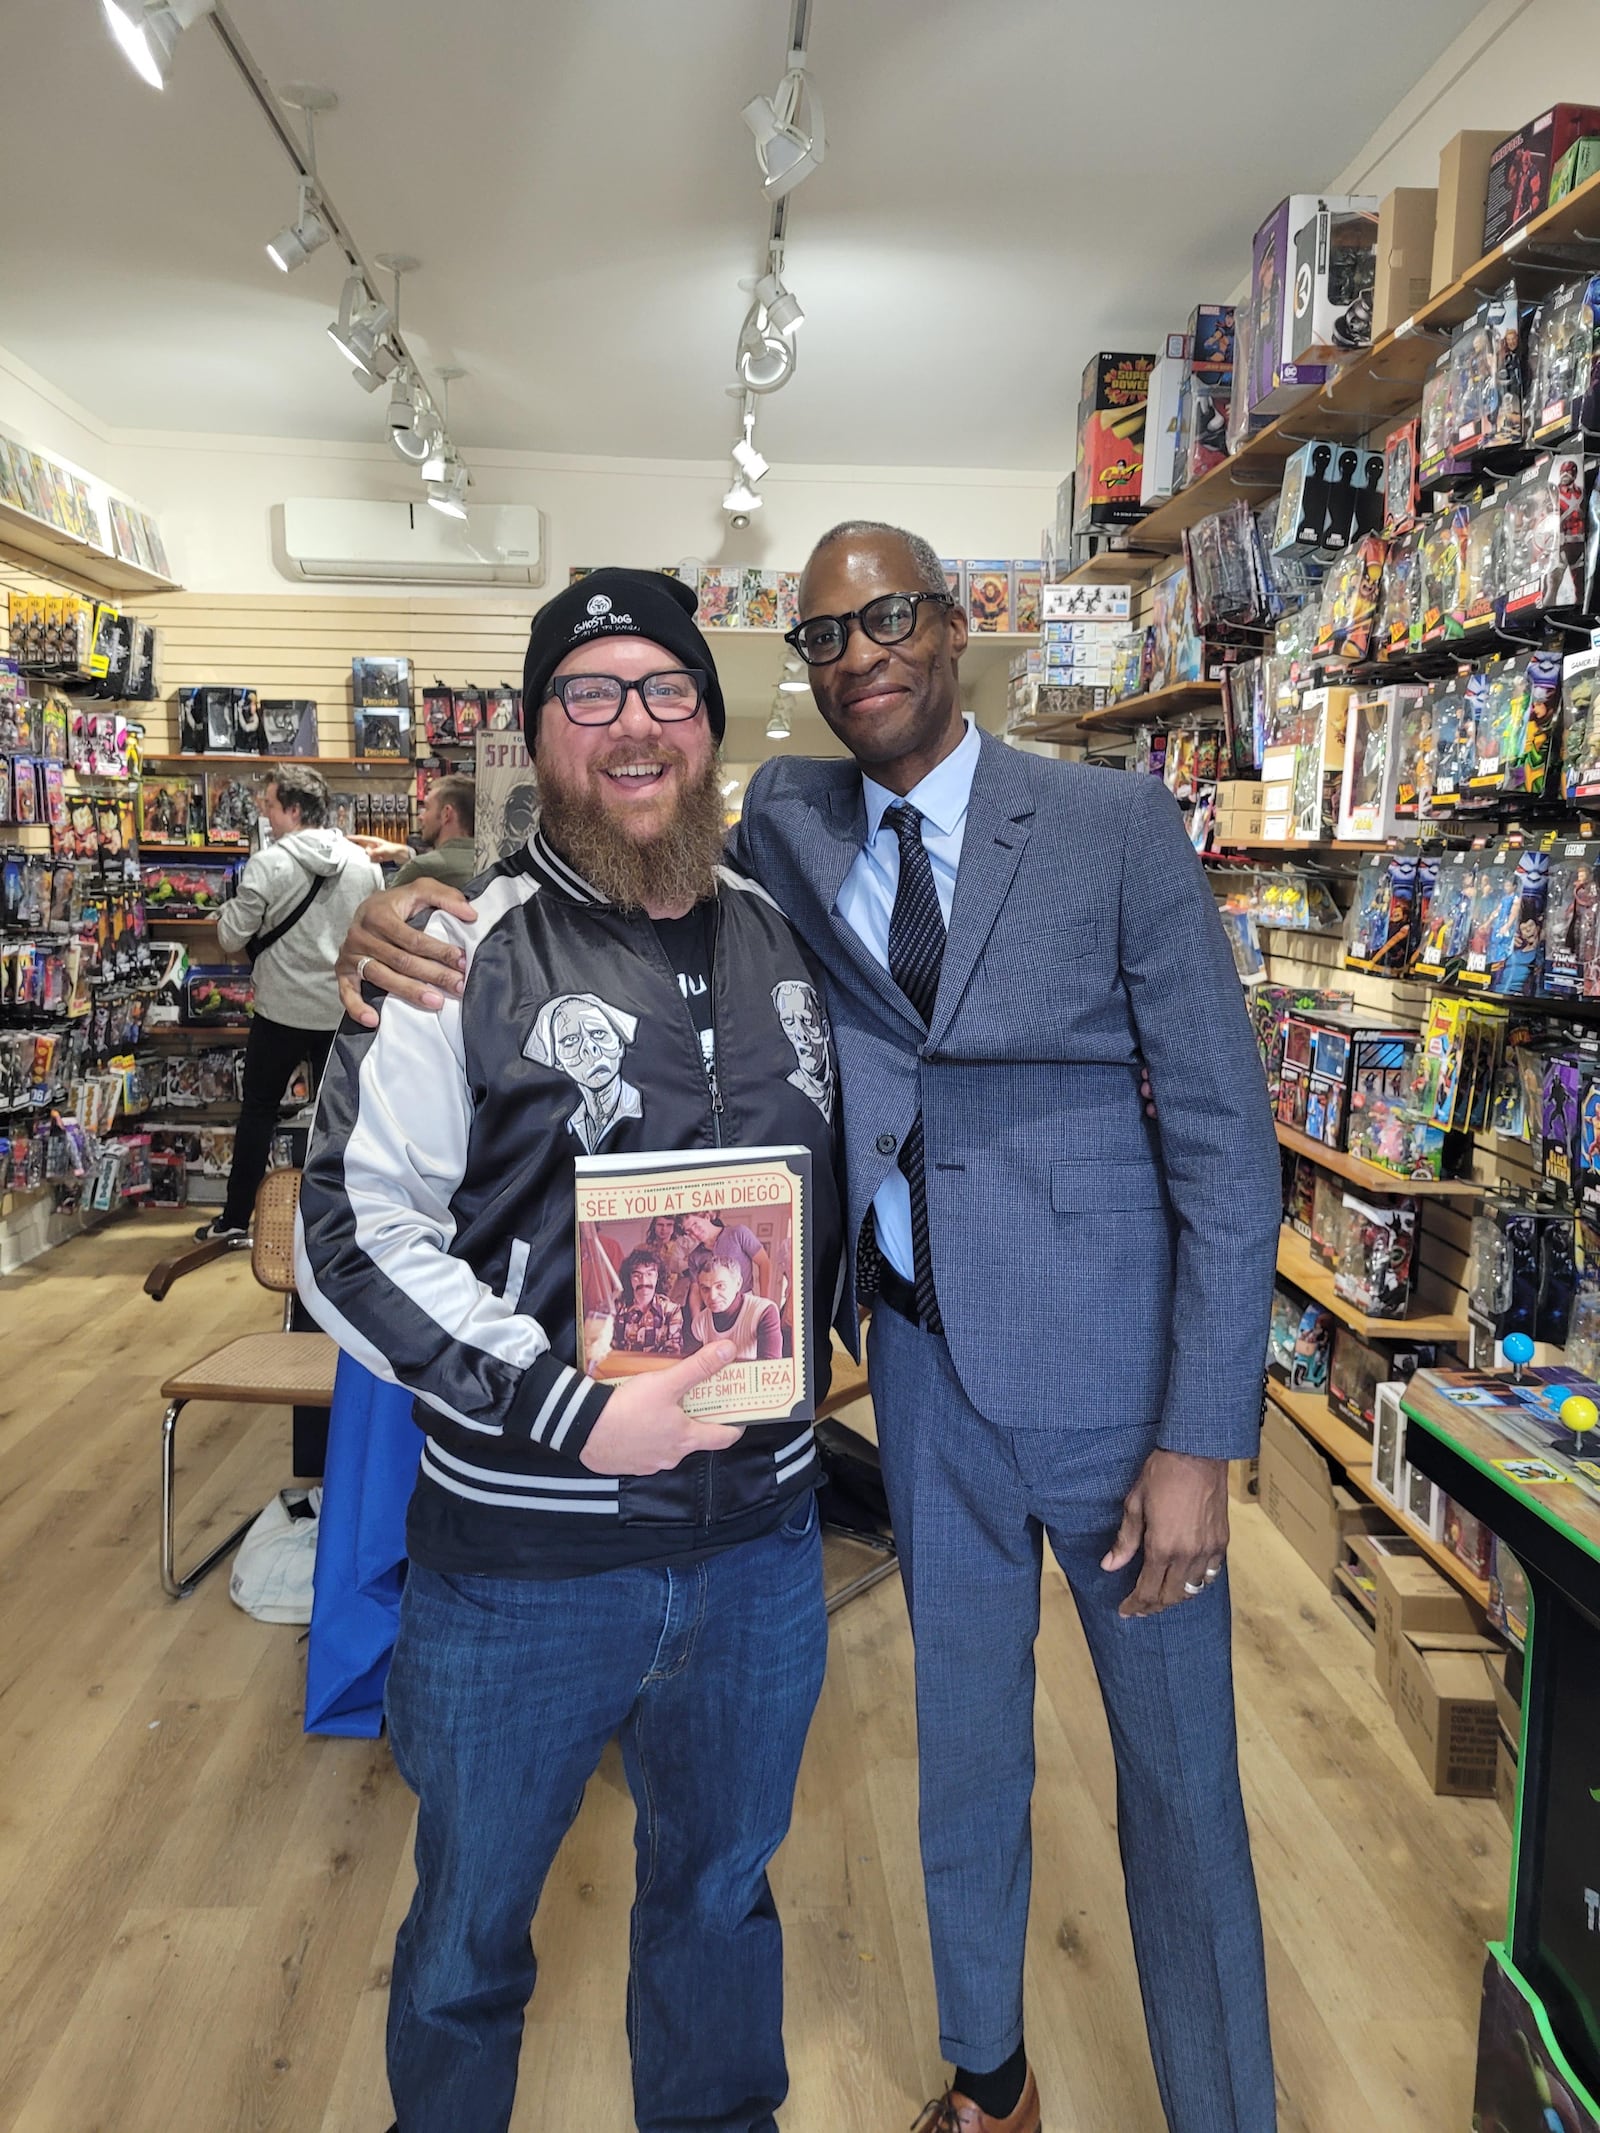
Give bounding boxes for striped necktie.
[884,801,945,1332]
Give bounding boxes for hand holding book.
[578,1342,744,1477]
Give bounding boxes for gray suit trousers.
[868,1303,1277,2132]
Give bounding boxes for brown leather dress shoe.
[909,2065,1040,2133]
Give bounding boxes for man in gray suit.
[336,529,1282,2133]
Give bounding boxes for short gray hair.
[805,520,950,599]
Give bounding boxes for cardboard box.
[1494,1727,1518,1826]
[1484,104,1600,249]
[1140,345,1188,507]
[1290,203,1379,363]
[1258,1405,1389,1589]
[1229,1455,1260,1503]
[1373,188,1438,336]
[1369,1535,1482,1705]
[1431,130,1510,293]
[1551,134,1600,208]
[1074,352,1155,532]
[1484,1649,1522,1745]
[1395,1632,1500,1795]
[1248,194,1376,416]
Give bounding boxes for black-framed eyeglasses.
[544,668,708,726]
[783,590,953,667]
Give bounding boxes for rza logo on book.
[586,594,612,618]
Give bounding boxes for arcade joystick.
[1505,1332,1536,1383]
[1561,1395,1598,1459]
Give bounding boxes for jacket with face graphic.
[295,823,846,1578]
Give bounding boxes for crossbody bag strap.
[245,867,330,964]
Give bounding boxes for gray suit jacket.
[736,731,1280,1459]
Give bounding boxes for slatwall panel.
[1,558,68,858]
[139,591,538,760]
[1255,913,1540,1340]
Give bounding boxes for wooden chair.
[144,1168,337,1598]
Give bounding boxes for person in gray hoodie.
[196,764,384,1241]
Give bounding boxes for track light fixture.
[754,270,804,337]
[765,696,793,741]
[721,475,763,517]
[267,179,331,273]
[426,459,470,518]
[327,275,395,386]
[735,303,796,394]
[100,0,214,89]
[741,50,826,200]
[387,369,442,464]
[731,394,769,483]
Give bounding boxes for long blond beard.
[536,749,727,913]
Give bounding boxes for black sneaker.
[193,1216,249,1244]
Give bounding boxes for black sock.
[955,2039,1027,2119]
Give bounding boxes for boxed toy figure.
[1562,644,1600,800]
[182,967,254,1027]
[1376,529,1421,659]
[1335,1192,1417,1319]
[1314,533,1387,662]
[1527,274,1600,441]
[1414,847,1479,985]
[138,776,203,847]
[1483,104,1600,249]
[1247,194,1377,417]
[1337,686,1414,840]
[1074,352,1156,531]
[1345,850,1419,976]
[1346,1085,1452,1182]
[1450,288,1527,457]
[1497,450,1589,625]
[1289,201,1378,362]
[1383,419,1422,539]
[1459,842,1549,995]
[1139,340,1189,507]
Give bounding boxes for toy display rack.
[1263,1377,1491,1606]
[1061,161,1600,584]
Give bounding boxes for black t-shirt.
[651,901,716,1086]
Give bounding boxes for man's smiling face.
[536,635,713,841]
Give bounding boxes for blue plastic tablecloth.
[304,1351,420,1737]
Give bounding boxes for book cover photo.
[572,1144,812,1424]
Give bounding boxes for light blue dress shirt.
[832,715,980,1281]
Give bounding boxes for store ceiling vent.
[279,499,545,586]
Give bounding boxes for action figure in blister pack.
[1395,685,1437,816]
[1415,851,1477,982]
[1506,650,1562,797]
[1463,845,1549,995]
[1419,351,1458,482]
[1543,840,1600,997]
[1529,275,1600,443]
[1453,494,1502,640]
[1420,503,1470,642]
[1564,649,1600,800]
[1383,419,1421,538]
[1376,529,1418,657]
[1315,533,1386,662]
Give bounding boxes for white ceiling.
[7,0,1484,469]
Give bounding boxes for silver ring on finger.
[1204,1564,1223,1583]
[355,955,372,985]
[1183,1580,1205,1597]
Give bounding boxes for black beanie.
[522,569,726,747]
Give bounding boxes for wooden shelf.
[1266,1379,1372,1468]
[1060,546,1166,588]
[0,500,179,597]
[1276,1226,1470,1344]
[1211,836,1385,854]
[1263,1381,1492,1607]
[1067,164,1600,566]
[1076,681,1223,734]
[1274,1121,1486,1200]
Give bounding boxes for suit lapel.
[926,733,1034,1049]
[804,782,927,1034]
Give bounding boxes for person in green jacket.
[358,773,478,889]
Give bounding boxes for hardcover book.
[573,1144,812,1424]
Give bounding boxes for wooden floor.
[0,1211,1506,2131]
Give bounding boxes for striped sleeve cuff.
[507,1355,612,1462]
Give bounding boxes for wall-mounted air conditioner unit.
[279,499,545,586]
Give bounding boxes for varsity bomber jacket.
[295,824,847,1578]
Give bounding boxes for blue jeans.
[383,1493,827,2133]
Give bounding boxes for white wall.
[1330,0,1600,196]
[0,333,1056,598]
